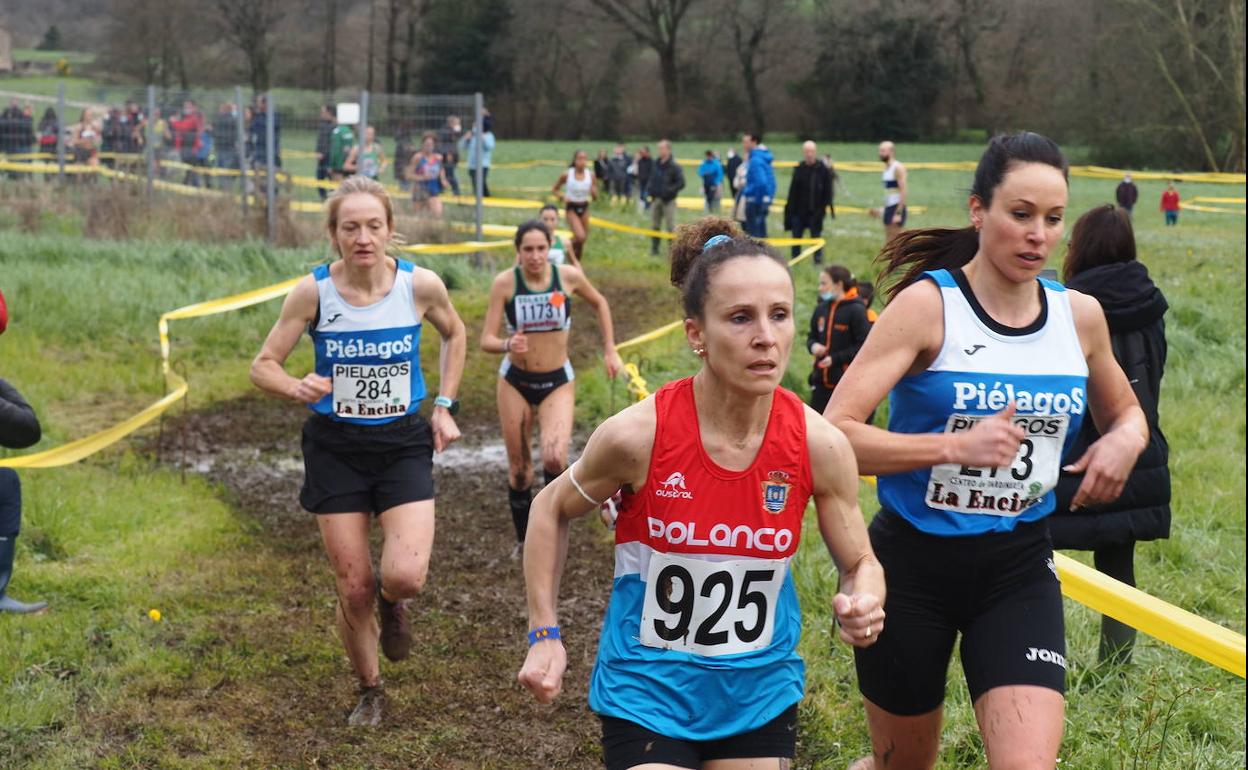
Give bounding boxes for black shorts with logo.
[600,703,797,770]
[853,508,1066,716]
[299,412,435,515]
[500,359,575,406]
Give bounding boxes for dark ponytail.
[878,131,1068,301]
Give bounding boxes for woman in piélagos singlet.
[250,176,467,727]
[825,133,1149,770]
[481,220,623,557]
[517,216,886,770]
[552,149,598,264]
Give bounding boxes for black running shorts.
[853,509,1066,716]
[299,412,435,515]
[499,359,575,406]
[600,703,797,770]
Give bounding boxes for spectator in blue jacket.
[698,150,724,213]
[458,113,496,197]
[741,132,775,238]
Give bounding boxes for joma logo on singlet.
[324,334,414,360]
[655,471,694,500]
[952,382,1085,415]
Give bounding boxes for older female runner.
[251,176,467,727]
[519,216,885,770]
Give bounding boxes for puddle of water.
[433,442,509,470]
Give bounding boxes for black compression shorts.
[566,201,589,218]
[600,703,797,770]
[853,509,1066,716]
[299,412,435,515]
[499,359,574,406]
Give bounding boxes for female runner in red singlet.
[517,216,886,770]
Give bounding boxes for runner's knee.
[382,563,428,597]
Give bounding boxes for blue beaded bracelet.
[527,625,561,646]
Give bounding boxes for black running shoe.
[378,588,413,662]
[347,682,386,727]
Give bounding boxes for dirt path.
[140,395,615,768]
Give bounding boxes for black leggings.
[0,468,20,537]
[1093,542,1137,665]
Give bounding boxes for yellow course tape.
[622,362,651,401]
[0,238,507,468]
[853,475,1245,677]
[0,160,1241,678]
[1180,202,1246,215]
[1053,552,1245,678]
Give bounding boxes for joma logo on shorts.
[1025,647,1067,668]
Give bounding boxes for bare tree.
[727,0,794,134]
[585,0,702,116]
[936,0,1003,134]
[323,0,339,93]
[103,0,195,90]
[214,0,285,92]
[1120,0,1245,170]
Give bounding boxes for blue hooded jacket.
[743,146,775,202]
[698,157,724,186]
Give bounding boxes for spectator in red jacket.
[1160,181,1180,226]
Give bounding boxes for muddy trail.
[135,395,614,769]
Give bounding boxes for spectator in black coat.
[1115,174,1139,218]
[315,105,335,200]
[783,140,834,263]
[646,140,685,255]
[249,95,281,169]
[1053,204,1170,666]
[805,265,871,414]
[725,149,743,196]
[0,290,47,614]
[635,146,653,210]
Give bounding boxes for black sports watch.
[433,395,460,415]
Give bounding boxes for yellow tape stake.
[1053,552,1246,678]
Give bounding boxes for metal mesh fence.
[0,84,483,243]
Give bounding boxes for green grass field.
[0,141,1244,767]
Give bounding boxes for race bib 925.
[640,551,785,656]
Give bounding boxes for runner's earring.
[692,346,705,357]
